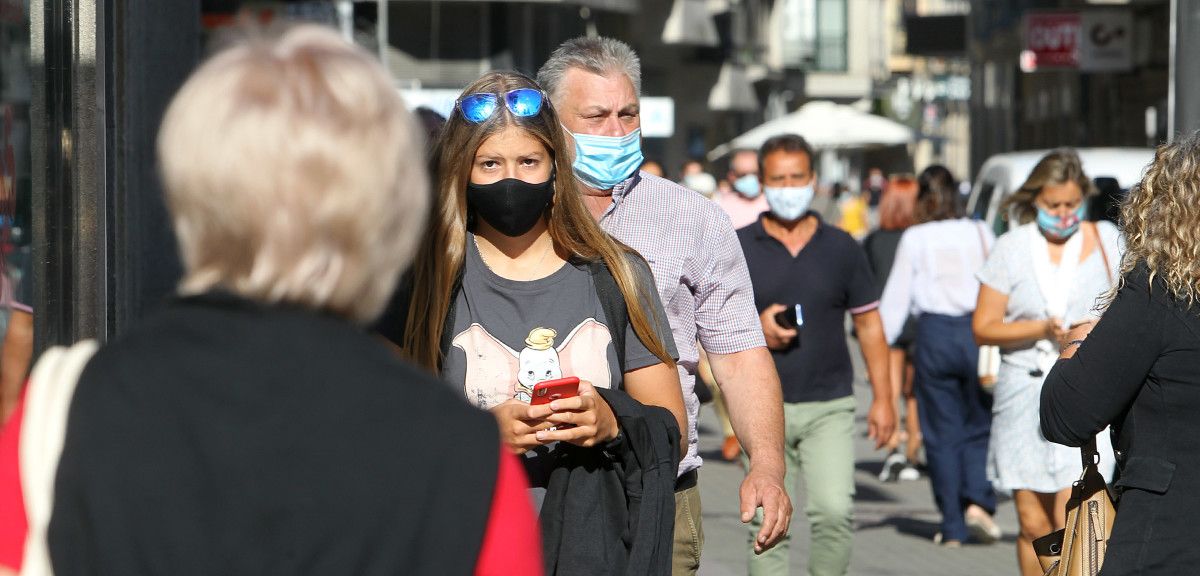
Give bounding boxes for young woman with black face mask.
[378,71,687,572]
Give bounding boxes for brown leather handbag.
[1033,438,1116,576]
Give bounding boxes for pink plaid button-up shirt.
[600,171,766,476]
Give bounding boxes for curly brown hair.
[1115,131,1200,306]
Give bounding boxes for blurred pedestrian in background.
[0,243,32,425]
[739,134,895,576]
[413,105,446,147]
[680,158,704,180]
[836,184,870,240]
[681,171,718,199]
[538,36,791,573]
[640,159,665,178]
[864,167,888,230]
[865,167,887,208]
[716,177,734,197]
[0,24,541,576]
[1042,132,1200,576]
[384,70,685,575]
[880,165,1000,547]
[863,174,924,483]
[715,149,769,230]
[973,149,1119,575]
[678,158,717,198]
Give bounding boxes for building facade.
[968,0,1172,174]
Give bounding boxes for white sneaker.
[933,532,962,548]
[965,510,1002,544]
[897,465,921,481]
[878,451,907,482]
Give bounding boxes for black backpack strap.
[589,260,628,375]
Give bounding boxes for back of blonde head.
[158,24,427,324]
[1117,131,1200,306]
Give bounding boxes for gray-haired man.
[538,37,792,574]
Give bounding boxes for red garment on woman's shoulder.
[475,447,542,576]
[0,398,26,571]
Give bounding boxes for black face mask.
[466,176,555,238]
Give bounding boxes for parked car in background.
[966,148,1154,236]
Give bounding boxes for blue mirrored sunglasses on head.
[457,88,545,123]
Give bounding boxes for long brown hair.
[914,165,961,223]
[403,71,675,372]
[1002,149,1097,225]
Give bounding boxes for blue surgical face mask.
[764,185,815,222]
[566,128,644,190]
[733,174,761,198]
[1036,203,1086,240]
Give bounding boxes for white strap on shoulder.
[19,340,99,576]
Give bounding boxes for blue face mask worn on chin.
[733,174,761,198]
[566,128,644,190]
[764,184,815,222]
[1036,203,1086,239]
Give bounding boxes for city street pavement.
[695,349,1020,576]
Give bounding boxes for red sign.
[0,0,23,23]
[1026,12,1081,68]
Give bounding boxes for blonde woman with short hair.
[0,25,542,575]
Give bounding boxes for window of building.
[773,0,847,72]
[814,0,847,71]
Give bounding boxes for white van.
[966,148,1154,236]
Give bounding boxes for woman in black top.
[1041,132,1200,575]
[862,175,923,482]
[30,26,542,576]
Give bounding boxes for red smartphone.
[530,376,580,406]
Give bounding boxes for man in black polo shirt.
[737,134,895,576]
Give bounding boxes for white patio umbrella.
[708,100,915,160]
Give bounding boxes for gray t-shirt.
[443,234,675,409]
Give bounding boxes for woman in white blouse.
[972,150,1119,575]
[879,165,998,547]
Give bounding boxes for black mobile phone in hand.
[774,304,802,330]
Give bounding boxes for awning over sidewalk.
[709,100,915,160]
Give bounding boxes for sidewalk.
[696,376,1020,575]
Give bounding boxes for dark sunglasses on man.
[456,88,545,124]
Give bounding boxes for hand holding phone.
[532,379,621,446]
[760,304,800,350]
[774,305,801,330]
[530,376,581,406]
